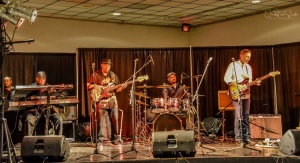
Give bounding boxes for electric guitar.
[91,75,148,102]
[228,71,280,101]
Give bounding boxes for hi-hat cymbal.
[135,92,150,98]
[136,85,155,88]
[155,84,172,88]
[136,100,149,106]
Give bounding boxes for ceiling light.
[252,0,261,3]
[112,12,121,16]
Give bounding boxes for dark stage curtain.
[273,42,300,132]
[78,46,288,137]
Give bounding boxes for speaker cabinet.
[152,130,196,157]
[279,129,300,155]
[249,114,282,139]
[21,135,70,162]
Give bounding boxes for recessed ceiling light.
[252,0,261,3]
[112,12,121,16]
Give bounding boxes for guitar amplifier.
[249,114,282,139]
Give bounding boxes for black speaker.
[21,135,70,162]
[152,130,196,157]
[278,129,300,155]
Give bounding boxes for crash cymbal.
[136,85,155,88]
[155,84,172,88]
[135,92,150,98]
[136,100,149,106]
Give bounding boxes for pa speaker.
[278,129,300,155]
[21,135,70,162]
[152,130,196,157]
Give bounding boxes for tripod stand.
[0,94,18,163]
[192,57,215,153]
[224,58,261,154]
[112,58,150,158]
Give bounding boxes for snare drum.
[167,98,179,112]
[181,98,191,112]
[151,98,165,113]
[153,113,182,132]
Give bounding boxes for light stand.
[192,57,215,153]
[224,58,261,154]
[0,18,18,163]
[112,58,150,158]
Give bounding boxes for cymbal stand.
[142,88,151,143]
[112,58,150,158]
[192,57,215,153]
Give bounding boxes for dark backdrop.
[3,42,300,138]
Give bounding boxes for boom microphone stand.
[112,58,150,158]
[192,57,215,152]
[224,58,261,154]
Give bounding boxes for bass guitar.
[91,75,148,102]
[228,71,280,101]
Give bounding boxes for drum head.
[153,113,182,132]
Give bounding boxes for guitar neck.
[246,74,271,87]
[106,80,134,92]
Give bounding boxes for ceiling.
[20,0,300,27]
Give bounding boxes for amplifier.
[249,114,282,139]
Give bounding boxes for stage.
[8,137,300,163]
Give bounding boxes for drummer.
[163,72,188,99]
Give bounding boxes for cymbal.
[136,100,149,106]
[136,85,155,88]
[181,85,190,89]
[135,92,150,98]
[155,84,172,88]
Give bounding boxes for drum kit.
[134,84,200,143]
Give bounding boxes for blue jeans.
[232,98,250,141]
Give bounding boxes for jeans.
[232,98,250,141]
[25,107,63,136]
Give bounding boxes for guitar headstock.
[137,75,149,82]
[269,71,280,77]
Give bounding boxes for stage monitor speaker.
[152,130,196,158]
[21,135,70,162]
[278,129,300,155]
[249,114,282,139]
[202,117,222,135]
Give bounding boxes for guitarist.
[224,49,261,146]
[87,59,127,144]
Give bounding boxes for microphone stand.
[112,59,150,158]
[192,57,215,153]
[224,59,261,154]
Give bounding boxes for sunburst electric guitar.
[91,75,148,102]
[228,71,280,101]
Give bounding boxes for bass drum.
[153,113,182,132]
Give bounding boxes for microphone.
[180,72,183,84]
[92,63,95,70]
[231,58,235,62]
[150,55,155,65]
[134,58,139,62]
[207,57,213,63]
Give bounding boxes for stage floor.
[9,136,300,163]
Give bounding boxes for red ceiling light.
[182,24,190,32]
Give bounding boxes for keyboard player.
[24,71,63,136]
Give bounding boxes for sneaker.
[245,140,256,146]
